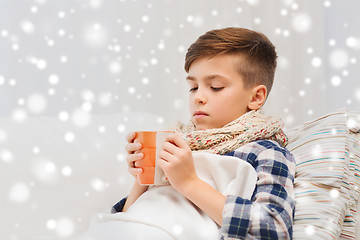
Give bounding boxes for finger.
[162,141,178,155]
[128,166,143,176]
[165,133,188,149]
[157,155,172,174]
[158,149,174,163]
[126,132,137,143]
[125,142,142,153]
[126,152,144,165]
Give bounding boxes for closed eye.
[211,87,224,91]
[189,87,198,92]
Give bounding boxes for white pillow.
[286,109,360,239]
[343,111,360,239]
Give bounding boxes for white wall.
[0,0,359,128]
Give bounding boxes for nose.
[193,88,207,105]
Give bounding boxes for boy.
[115,27,296,239]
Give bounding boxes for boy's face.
[186,54,255,130]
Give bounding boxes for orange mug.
[134,131,174,185]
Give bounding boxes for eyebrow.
[186,74,227,81]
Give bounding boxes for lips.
[193,111,209,118]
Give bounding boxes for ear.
[248,85,267,110]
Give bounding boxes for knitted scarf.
[176,109,288,155]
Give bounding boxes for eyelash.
[211,87,224,91]
[189,87,197,92]
[189,87,224,92]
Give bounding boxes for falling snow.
[49,74,60,85]
[311,57,322,67]
[305,225,315,235]
[27,94,47,114]
[330,75,341,86]
[329,189,340,198]
[292,13,312,33]
[64,132,75,142]
[55,217,75,237]
[1,149,14,163]
[32,158,59,184]
[9,183,31,203]
[0,0,359,239]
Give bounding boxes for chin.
[194,125,207,131]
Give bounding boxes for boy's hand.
[125,132,144,178]
[123,132,149,212]
[158,133,198,193]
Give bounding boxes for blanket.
[73,151,257,240]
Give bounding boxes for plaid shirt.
[221,140,295,239]
[112,140,295,240]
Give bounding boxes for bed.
[0,109,359,239]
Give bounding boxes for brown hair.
[185,27,277,95]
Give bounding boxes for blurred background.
[0,0,359,239]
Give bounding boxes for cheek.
[188,96,194,109]
[211,99,233,120]
[215,94,234,109]
[216,94,247,117]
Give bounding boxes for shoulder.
[226,140,295,171]
[226,139,293,158]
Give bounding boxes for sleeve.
[220,144,296,240]
[110,197,127,213]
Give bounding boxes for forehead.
[187,54,245,79]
